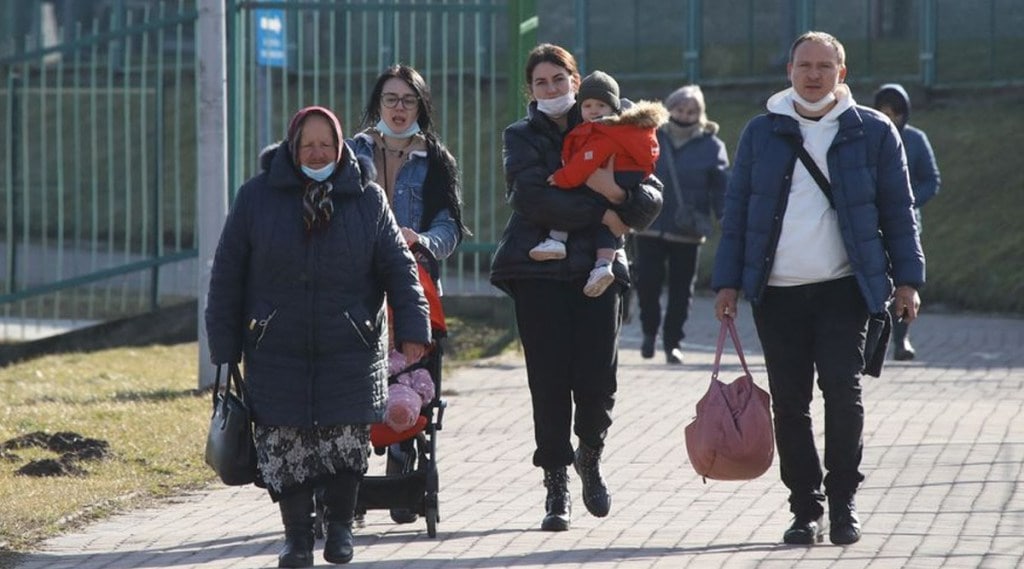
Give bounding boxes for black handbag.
[204,363,259,486]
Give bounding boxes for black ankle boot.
[541,467,571,531]
[574,443,611,517]
[324,522,354,564]
[641,335,656,359]
[323,472,360,564]
[783,514,823,545]
[277,490,315,568]
[829,495,861,545]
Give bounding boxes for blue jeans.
[752,276,869,517]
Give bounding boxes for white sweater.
[763,85,855,287]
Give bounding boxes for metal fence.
[0,0,199,341]
[1,0,1021,342]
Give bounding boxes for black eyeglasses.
[381,93,420,110]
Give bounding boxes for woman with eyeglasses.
[351,65,467,265]
[349,64,467,526]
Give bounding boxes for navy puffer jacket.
[205,142,430,428]
[711,105,925,314]
[490,101,663,292]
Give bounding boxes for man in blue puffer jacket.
[711,32,925,547]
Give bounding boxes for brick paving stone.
[8,296,1024,569]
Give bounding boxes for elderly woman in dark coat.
[205,106,429,567]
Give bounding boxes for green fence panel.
[0,0,199,341]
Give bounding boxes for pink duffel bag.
[685,317,775,482]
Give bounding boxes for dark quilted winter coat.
[205,142,430,428]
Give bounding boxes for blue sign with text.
[255,9,286,68]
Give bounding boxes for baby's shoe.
[583,263,615,297]
[530,238,567,261]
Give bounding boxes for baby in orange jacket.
[532,70,668,297]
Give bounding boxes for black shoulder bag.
[204,363,259,485]
[786,137,891,378]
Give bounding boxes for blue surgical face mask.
[301,162,336,182]
[376,119,421,139]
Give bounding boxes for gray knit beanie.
[578,70,621,113]
[664,84,706,113]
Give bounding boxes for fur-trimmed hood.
[596,99,669,130]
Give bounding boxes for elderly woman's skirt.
[254,424,371,496]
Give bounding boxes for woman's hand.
[586,155,626,204]
[401,342,429,364]
[400,227,420,246]
[602,210,629,238]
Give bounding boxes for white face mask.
[791,88,837,112]
[536,90,576,118]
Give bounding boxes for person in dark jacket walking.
[350,64,467,525]
[712,32,925,546]
[490,43,663,532]
[205,106,430,567]
[634,85,728,364]
[873,83,941,361]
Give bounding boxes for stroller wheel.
[425,494,439,538]
[387,442,419,524]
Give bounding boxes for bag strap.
[657,131,688,209]
[211,363,247,409]
[786,136,836,209]
[711,317,751,383]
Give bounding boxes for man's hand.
[892,285,921,322]
[714,288,739,321]
[586,155,626,204]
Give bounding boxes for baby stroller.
[314,243,448,538]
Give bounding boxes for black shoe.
[541,467,571,531]
[389,508,419,524]
[323,522,354,564]
[277,490,315,568]
[829,497,862,545]
[573,444,611,517]
[783,515,824,545]
[894,341,916,361]
[665,347,684,365]
[641,335,656,359]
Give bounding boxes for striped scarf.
[302,181,334,231]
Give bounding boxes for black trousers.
[751,276,869,518]
[635,236,699,350]
[510,278,621,469]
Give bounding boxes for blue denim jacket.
[350,132,460,261]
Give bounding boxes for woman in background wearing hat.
[490,44,662,531]
[205,106,430,567]
[635,85,729,364]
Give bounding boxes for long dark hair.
[361,64,467,241]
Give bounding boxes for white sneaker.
[530,238,567,261]
[583,263,615,297]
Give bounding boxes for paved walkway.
[11,296,1024,569]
